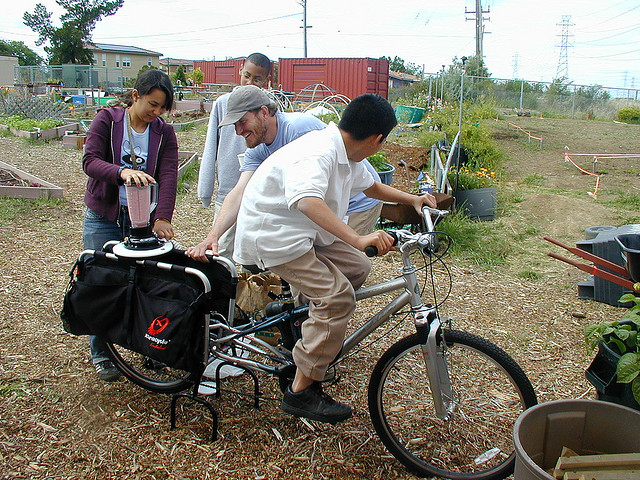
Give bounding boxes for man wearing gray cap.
[197,53,271,259]
[188,85,325,261]
[188,85,385,261]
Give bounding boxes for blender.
[112,183,173,258]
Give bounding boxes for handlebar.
[365,231,398,257]
[365,205,449,258]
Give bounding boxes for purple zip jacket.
[82,107,178,224]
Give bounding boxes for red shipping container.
[193,58,277,86]
[277,57,389,101]
[193,59,245,85]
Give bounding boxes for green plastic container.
[395,105,425,123]
[97,96,116,106]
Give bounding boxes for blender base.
[112,239,174,258]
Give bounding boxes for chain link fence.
[402,74,640,121]
[14,65,123,92]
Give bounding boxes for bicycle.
[103,206,537,480]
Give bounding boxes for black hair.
[245,52,272,75]
[338,94,397,141]
[121,69,174,110]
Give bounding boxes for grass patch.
[604,189,640,210]
[26,137,52,146]
[516,269,543,280]
[0,197,63,225]
[177,158,200,197]
[522,173,545,186]
[0,379,28,397]
[436,210,512,267]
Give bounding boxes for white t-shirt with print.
[119,115,150,206]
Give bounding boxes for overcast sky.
[2,0,639,90]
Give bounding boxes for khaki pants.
[347,202,383,236]
[269,240,370,381]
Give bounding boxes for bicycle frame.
[207,206,455,419]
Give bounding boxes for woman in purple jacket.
[82,69,178,381]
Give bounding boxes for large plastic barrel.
[395,105,425,123]
[513,399,640,480]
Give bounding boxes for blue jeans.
[83,207,130,364]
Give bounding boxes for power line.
[95,12,301,40]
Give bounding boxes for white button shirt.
[234,123,374,269]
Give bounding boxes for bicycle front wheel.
[368,330,537,480]
[106,342,195,394]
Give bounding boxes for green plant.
[315,112,340,125]
[447,166,495,190]
[435,209,511,266]
[0,115,64,132]
[585,293,640,405]
[367,151,392,172]
[523,173,545,186]
[616,106,640,124]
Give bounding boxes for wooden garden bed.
[0,122,80,140]
[0,160,64,199]
[178,151,198,177]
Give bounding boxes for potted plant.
[367,151,395,185]
[448,166,497,221]
[584,292,640,410]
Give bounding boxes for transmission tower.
[465,0,491,59]
[512,53,519,79]
[555,15,573,80]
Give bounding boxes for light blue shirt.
[347,159,381,213]
[241,111,325,172]
[242,111,380,213]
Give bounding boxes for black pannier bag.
[61,250,235,372]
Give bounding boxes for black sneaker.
[280,382,352,424]
[94,360,120,382]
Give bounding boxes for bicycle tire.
[368,330,537,480]
[106,342,195,394]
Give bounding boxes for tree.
[188,67,204,86]
[381,56,422,77]
[23,0,123,64]
[124,65,157,88]
[0,39,43,65]
[547,77,572,97]
[463,55,490,79]
[172,65,187,86]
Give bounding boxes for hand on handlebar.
[414,192,437,212]
[360,230,396,257]
[186,236,219,262]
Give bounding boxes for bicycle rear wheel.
[106,342,195,394]
[368,330,537,480]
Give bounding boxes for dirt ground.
[1,114,640,480]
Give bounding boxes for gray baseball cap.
[219,85,273,126]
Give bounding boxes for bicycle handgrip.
[365,231,398,257]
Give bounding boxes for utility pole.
[465,0,490,59]
[555,15,573,80]
[298,0,312,58]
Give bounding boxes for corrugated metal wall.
[193,59,245,85]
[278,57,389,100]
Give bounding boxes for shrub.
[616,107,640,124]
[367,151,392,171]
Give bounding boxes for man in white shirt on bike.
[234,94,436,424]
